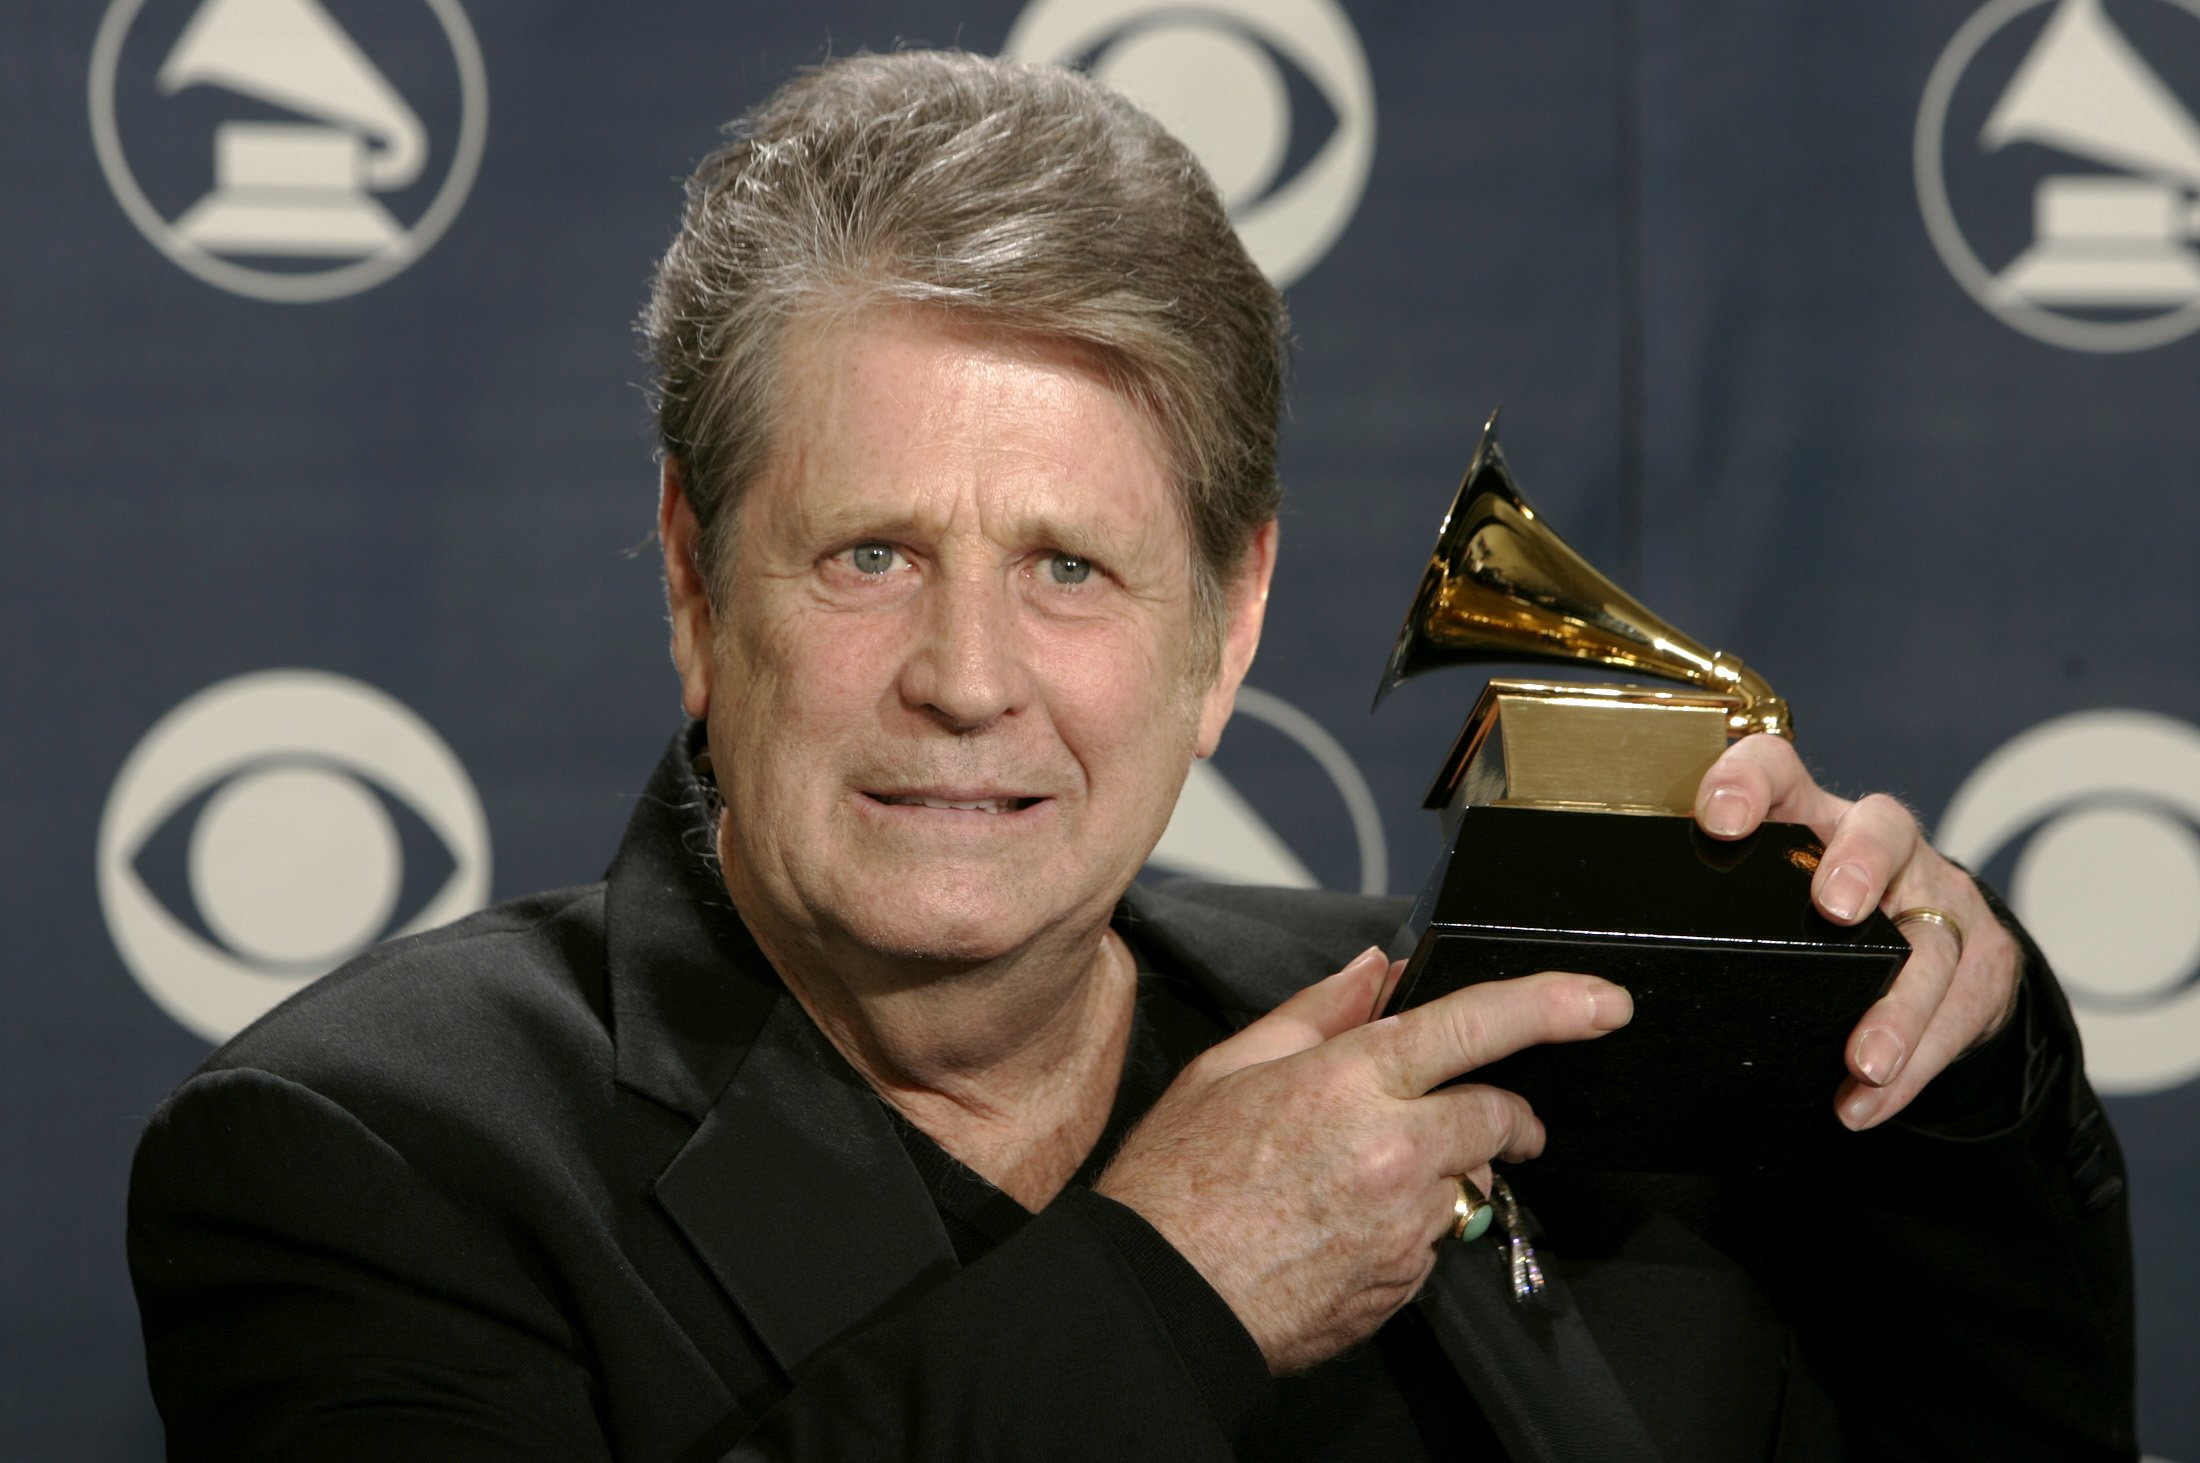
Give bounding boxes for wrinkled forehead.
[777,303,1174,454]
[744,306,1189,551]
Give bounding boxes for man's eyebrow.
[781,495,945,545]
[792,501,1151,559]
[1011,514,1126,557]
[792,502,926,540]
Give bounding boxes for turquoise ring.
[1452,1177,1494,1242]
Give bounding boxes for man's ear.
[659,458,715,721]
[1194,519,1279,758]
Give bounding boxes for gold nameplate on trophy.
[1436,681,1739,815]
[1374,410,1905,1172]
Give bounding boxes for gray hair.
[639,49,1287,654]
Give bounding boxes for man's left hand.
[1696,734,2021,1130]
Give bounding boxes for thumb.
[1203,946,1390,1075]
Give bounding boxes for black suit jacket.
[129,736,2137,1461]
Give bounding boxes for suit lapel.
[602,731,956,1380]
[1117,881,1360,1028]
[652,993,957,1378]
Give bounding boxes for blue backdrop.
[7,1,2198,1456]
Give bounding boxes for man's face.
[670,309,1271,969]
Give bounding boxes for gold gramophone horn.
[1374,410,1791,742]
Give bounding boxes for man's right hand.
[1094,949,1630,1374]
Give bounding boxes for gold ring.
[1893,906,1965,962]
[1451,1176,1493,1242]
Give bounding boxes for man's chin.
[835,917,1039,972]
[826,886,1094,974]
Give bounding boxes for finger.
[1424,1162,1500,1247]
[1363,971,1631,1098]
[1415,1081,1547,1171]
[1840,890,2017,1128]
[1695,733,1850,841]
[1879,854,2020,1053]
[1838,984,1977,1129]
[1840,914,1960,1095]
[1204,946,1390,1075]
[1811,793,1922,925]
[1837,845,1982,1088]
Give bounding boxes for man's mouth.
[865,793,1044,814]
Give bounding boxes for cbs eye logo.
[1937,708,2200,1095]
[98,670,490,1043]
[1003,0,1376,288]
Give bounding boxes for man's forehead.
[752,309,1183,547]
[783,307,1158,438]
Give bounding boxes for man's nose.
[897,568,1029,731]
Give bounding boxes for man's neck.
[734,886,1139,1210]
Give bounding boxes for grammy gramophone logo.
[88,0,488,303]
[1918,0,2200,352]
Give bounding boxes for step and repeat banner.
[5,0,2197,1455]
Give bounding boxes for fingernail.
[1701,787,1750,837]
[1588,982,1633,1030]
[1853,1027,1906,1087]
[1819,863,1871,922]
[1348,945,1385,973]
[1839,1090,1882,1131]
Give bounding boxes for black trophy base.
[1387,805,1909,1172]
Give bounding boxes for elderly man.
[130,51,2134,1462]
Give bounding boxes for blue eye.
[1047,554,1093,585]
[849,543,903,575]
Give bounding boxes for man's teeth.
[878,795,1023,813]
